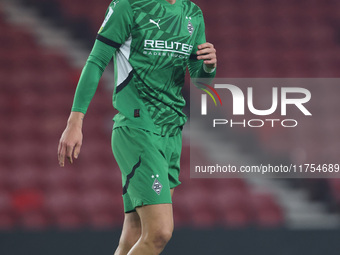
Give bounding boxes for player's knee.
[144,227,173,252]
[119,226,141,250]
[153,228,173,249]
[119,236,138,251]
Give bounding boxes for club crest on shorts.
[151,175,162,195]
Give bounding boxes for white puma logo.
[149,19,161,29]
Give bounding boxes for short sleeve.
[97,0,133,47]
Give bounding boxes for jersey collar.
[157,0,182,9]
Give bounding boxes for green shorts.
[111,126,182,213]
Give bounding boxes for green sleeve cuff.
[203,64,216,74]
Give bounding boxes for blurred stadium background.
[1,0,340,254]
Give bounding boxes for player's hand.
[197,42,217,69]
[58,112,84,167]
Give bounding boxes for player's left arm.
[197,42,217,72]
[187,12,216,79]
[188,43,217,79]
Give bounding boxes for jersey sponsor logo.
[151,174,162,195]
[143,39,193,59]
[149,19,161,29]
[98,1,119,33]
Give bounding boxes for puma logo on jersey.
[149,19,161,29]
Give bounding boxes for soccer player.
[58,0,216,254]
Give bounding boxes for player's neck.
[165,0,176,4]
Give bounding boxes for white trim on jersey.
[143,48,190,55]
[116,35,133,89]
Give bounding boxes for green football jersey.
[96,0,214,135]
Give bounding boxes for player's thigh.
[112,126,172,212]
[122,211,141,234]
[119,211,141,244]
[136,203,174,239]
[120,191,174,232]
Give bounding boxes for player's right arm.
[58,112,84,167]
[58,0,133,167]
[58,39,116,167]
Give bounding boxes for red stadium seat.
[214,188,253,227]
[251,193,284,227]
[0,211,16,230]
[20,210,50,230]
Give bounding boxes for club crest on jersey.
[186,16,194,36]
